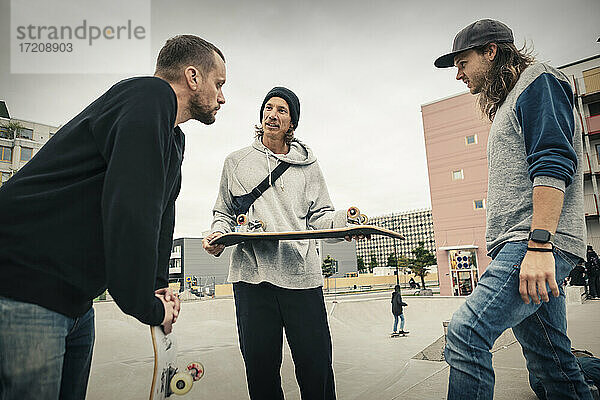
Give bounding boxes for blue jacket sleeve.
[516,73,577,189]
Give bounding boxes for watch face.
[530,229,551,243]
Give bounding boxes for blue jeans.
[393,314,405,332]
[445,241,593,400]
[0,296,95,400]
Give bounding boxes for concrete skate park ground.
[88,292,600,400]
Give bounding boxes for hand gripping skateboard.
[211,207,403,248]
[149,326,204,400]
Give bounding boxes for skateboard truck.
[247,220,265,232]
[235,214,265,233]
[347,207,368,225]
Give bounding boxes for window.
[596,144,600,165]
[474,199,485,210]
[172,245,182,257]
[0,146,12,162]
[452,169,464,180]
[20,147,32,162]
[465,134,478,145]
[18,128,33,140]
[0,126,10,139]
[589,102,600,117]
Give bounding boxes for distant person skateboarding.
[203,86,363,400]
[435,19,592,399]
[391,285,408,336]
[0,35,226,400]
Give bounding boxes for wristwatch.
[528,229,554,244]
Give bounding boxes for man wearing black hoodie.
[0,35,226,400]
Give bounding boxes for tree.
[386,253,398,268]
[356,256,367,274]
[397,255,411,268]
[322,255,337,278]
[409,242,437,289]
[0,121,24,140]
[368,252,378,273]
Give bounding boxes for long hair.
[477,42,535,121]
[254,125,295,145]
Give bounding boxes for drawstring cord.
[264,145,284,191]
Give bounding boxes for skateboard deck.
[149,326,204,400]
[390,332,409,338]
[210,225,404,248]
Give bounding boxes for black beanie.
[260,86,300,129]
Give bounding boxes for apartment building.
[355,209,436,269]
[0,101,59,186]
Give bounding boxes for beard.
[188,92,216,125]
[470,61,493,95]
[469,73,487,94]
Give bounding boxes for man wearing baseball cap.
[203,87,359,399]
[436,19,593,399]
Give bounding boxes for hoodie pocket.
[281,240,308,275]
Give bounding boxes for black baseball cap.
[434,19,514,68]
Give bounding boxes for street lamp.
[384,217,406,286]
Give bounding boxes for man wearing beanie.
[435,20,592,399]
[204,86,352,400]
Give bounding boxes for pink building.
[422,93,492,297]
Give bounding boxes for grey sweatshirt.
[486,63,586,259]
[211,137,347,289]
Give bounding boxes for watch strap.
[527,247,553,253]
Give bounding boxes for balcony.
[580,67,600,104]
[585,193,599,217]
[587,115,600,135]
[584,153,592,175]
[583,67,600,94]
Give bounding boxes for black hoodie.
[391,291,407,316]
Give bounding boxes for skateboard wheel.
[236,214,248,225]
[187,362,205,381]
[359,214,368,224]
[347,207,360,219]
[170,372,193,395]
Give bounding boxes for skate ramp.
[327,295,465,399]
[87,294,600,399]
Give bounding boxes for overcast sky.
[1,0,599,237]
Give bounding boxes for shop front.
[441,245,480,296]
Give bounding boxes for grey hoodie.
[211,136,347,289]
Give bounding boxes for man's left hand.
[519,250,559,304]
[155,287,181,323]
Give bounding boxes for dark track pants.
[233,282,336,400]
